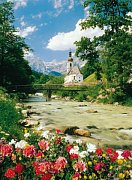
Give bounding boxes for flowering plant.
[0,128,132,180]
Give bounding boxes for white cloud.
[47,19,104,51]
[32,13,43,19]
[69,0,74,9]
[20,21,27,27]
[54,0,62,9]
[15,26,38,38]
[7,0,28,10]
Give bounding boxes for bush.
[75,92,87,102]
[122,97,132,106]
[0,98,23,140]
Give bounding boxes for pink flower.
[121,150,131,159]
[33,162,43,176]
[94,162,105,171]
[74,161,87,172]
[14,163,24,174]
[23,145,36,157]
[39,162,51,173]
[4,168,16,179]
[53,157,67,172]
[0,144,13,157]
[38,139,49,151]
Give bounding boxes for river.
[24,95,132,148]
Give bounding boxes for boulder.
[86,109,98,113]
[74,129,91,137]
[64,126,79,135]
[19,118,39,127]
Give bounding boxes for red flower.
[23,145,36,157]
[33,162,43,176]
[56,129,61,134]
[70,153,79,160]
[74,161,87,172]
[15,163,24,174]
[66,144,73,152]
[106,147,113,155]
[55,137,62,144]
[94,162,105,171]
[36,151,44,159]
[96,148,103,155]
[54,157,67,171]
[39,162,51,173]
[110,152,119,162]
[4,168,15,179]
[38,139,49,151]
[73,172,81,178]
[121,150,131,159]
[41,173,52,180]
[1,144,13,157]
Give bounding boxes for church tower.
[67,50,73,73]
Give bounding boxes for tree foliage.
[75,0,132,98]
[0,2,32,88]
[75,37,101,79]
[82,0,132,34]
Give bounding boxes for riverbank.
[23,99,132,148]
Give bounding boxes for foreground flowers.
[0,129,132,179]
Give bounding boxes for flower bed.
[0,128,132,180]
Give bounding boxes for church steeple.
[68,49,73,62]
[67,50,73,73]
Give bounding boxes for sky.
[7,0,104,62]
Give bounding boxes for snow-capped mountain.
[25,52,86,75]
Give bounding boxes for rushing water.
[23,96,132,147]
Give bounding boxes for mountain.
[26,53,86,75]
[26,55,47,74]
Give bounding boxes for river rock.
[86,109,98,113]
[21,110,28,117]
[64,126,79,135]
[19,118,39,127]
[74,129,91,137]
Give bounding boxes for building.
[64,51,83,85]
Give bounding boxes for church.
[64,51,83,85]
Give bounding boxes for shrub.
[0,98,23,140]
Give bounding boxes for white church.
[64,51,83,85]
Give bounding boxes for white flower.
[76,139,82,145]
[116,150,123,159]
[9,139,16,145]
[41,131,49,139]
[24,133,31,137]
[79,151,88,158]
[86,143,96,153]
[70,146,79,154]
[36,124,45,131]
[15,140,28,149]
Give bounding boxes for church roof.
[67,66,82,75]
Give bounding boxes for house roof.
[67,66,82,75]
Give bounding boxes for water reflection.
[23,95,46,102]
